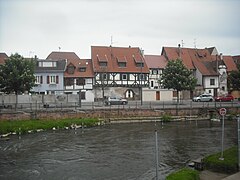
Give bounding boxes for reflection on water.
[0,120,237,180]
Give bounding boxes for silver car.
[105,97,128,105]
[192,94,214,102]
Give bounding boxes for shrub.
[166,168,200,180]
[203,146,238,173]
[161,114,172,122]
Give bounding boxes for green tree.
[0,53,35,106]
[160,59,197,104]
[227,64,240,91]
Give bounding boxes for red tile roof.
[91,46,149,73]
[222,56,238,72]
[47,51,94,77]
[0,53,8,64]
[144,55,167,69]
[162,47,218,76]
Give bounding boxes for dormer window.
[118,62,126,67]
[79,67,86,72]
[136,62,144,67]
[67,65,75,74]
[99,62,107,67]
[116,57,127,68]
[97,54,108,67]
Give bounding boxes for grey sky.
[0,0,239,58]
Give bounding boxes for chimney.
[178,44,181,59]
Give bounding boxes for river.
[0,120,237,180]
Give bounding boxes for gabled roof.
[47,51,94,78]
[0,53,8,64]
[144,55,167,69]
[222,56,238,72]
[232,55,240,67]
[34,59,67,73]
[91,46,149,73]
[162,47,195,69]
[162,46,219,76]
[47,51,80,61]
[65,59,94,78]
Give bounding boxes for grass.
[166,168,200,180]
[0,118,99,135]
[203,146,238,173]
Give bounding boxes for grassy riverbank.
[0,118,99,135]
[166,168,200,180]
[203,146,238,173]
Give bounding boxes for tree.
[0,53,35,106]
[160,59,197,104]
[227,64,240,91]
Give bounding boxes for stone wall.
[0,107,239,121]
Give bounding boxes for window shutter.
[40,76,43,84]
[56,76,59,84]
[47,76,49,84]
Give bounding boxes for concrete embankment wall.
[0,107,239,121]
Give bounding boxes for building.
[162,46,220,97]
[0,53,8,64]
[144,55,167,89]
[32,59,67,94]
[47,52,95,102]
[91,46,149,100]
[144,55,173,101]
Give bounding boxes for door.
[156,91,160,100]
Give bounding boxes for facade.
[0,53,8,65]
[31,59,67,94]
[162,46,220,96]
[47,52,94,102]
[144,55,167,89]
[91,46,149,100]
[144,55,174,101]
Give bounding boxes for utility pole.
[155,130,159,180]
[237,115,240,170]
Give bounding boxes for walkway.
[200,170,240,180]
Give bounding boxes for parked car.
[215,95,234,102]
[105,97,128,105]
[192,94,214,102]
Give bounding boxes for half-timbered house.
[91,46,149,100]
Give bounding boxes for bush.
[203,146,238,173]
[161,114,172,122]
[166,168,200,180]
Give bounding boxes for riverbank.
[0,118,99,138]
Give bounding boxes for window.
[76,78,85,85]
[67,65,75,74]
[152,69,158,75]
[100,73,108,81]
[173,91,177,97]
[99,62,107,67]
[208,90,212,94]
[79,67,86,72]
[118,62,126,67]
[121,74,128,80]
[47,75,59,84]
[210,79,215,86]
[138,74,145,80]
[136,62,144,67]
[35,75,42,84]
[38,61,57,67]
[64,78,74,86]
[78,91,86,100]
[151,81,154,87]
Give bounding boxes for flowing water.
[0,120,237,180]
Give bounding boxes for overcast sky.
[0,0,239,59]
